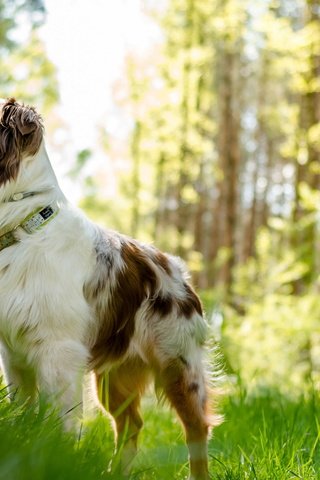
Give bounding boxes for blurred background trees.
[1,0,320,394]
[0,0,58,110]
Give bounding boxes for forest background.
[0,0,320,478]
[0,0,320,480]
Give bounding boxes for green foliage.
[224,293,320,393]
[0,393,113,480]
[68,149,93,179]
[233,226,310,301]
[217,224,320,394]
[1,387,319,479]
[73,0,320,400]
[212,388,320,479]
[80,195,129,232]
[0,0,58,111]
[5,31,59,112]
[1,2,320,475]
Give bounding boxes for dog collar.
[0,202,60,251]
[7,187,55,202]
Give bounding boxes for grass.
[0,385,319,479]
[212,389,320,479]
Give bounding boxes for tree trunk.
[193,159,207,287]
[153,151,166,242]
[219,51,240,293]
[176,0,194,258]
[131,121,141,238]
[293,0,320,288]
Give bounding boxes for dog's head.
[0,98,44,187]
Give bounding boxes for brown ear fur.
[0,98,44,186]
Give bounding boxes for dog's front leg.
[36,339,89,431]
[0,343,37,402]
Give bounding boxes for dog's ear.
[15,106,41,136]
[4,98,44,152]
[0,98,44,185]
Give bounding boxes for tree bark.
[219,51,240,293]
[131,121,141,238]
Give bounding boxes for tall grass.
[212,389,320,479]
[0,385,319,479]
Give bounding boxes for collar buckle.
[8,186,55,202]
[11,192,24,201]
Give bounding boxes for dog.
[0,98,221,480]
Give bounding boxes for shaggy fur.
[0,99,221,480]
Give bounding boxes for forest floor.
[0,385,319,480]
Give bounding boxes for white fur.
[0,142,96,418]
[0,103,219,480]
[0,141,208,413]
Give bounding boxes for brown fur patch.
[89,238,158,368]
[177,282,203,318]
[150,249,172,275]
[0,98,43,186]
[97,356,150,433]
[86,230,204,370]
[149,294,173,317]
[160,359,210,434]
[188,382,200,393]
[86,231,205,369]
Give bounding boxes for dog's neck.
[0,141,66,232]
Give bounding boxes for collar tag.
[0,201,60,251]
[21,203,60,234]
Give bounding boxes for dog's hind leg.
[157,352,213,480]
[96,356,150,475]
